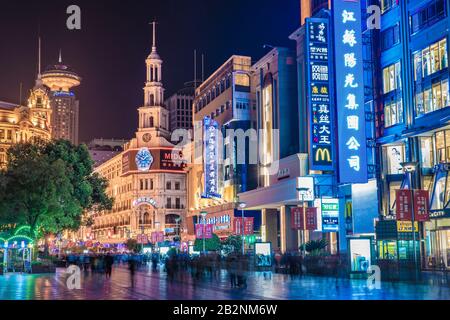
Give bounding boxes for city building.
[87,138,127,167]
[375,0,450,271]
[237,47,306,253]
[41,52,81,145]
[186,55,259,240]
[0,39,52,167]
[84,24,188,245]
[165,81,195,131]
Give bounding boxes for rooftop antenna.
[58,49,62,63]
[201,53,205,82]
[19,82,23,106]
[38,37,42,78]
[194,49,197,95]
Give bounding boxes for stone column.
[280,205,298,253]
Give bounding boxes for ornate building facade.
[82,24,188,245]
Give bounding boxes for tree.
[300,239,329,256]
[0,139,113,239]
[221,235,242,255]
[194,233,221,252]
[126,239,139,253]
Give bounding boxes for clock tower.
[137,21,170,145]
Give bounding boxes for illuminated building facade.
[0,40,52,167]
[84,24,188,245]
[375,0,450,271]
[41,52,81,145]
[187,55,260,240]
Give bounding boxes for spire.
[58,49,62,63]
[151,21,157,52]
[38,37,42,79]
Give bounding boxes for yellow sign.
[397,221,419,233]
[315,148,331,162]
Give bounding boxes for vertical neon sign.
[202,116,221,198]
[334,0,368,183]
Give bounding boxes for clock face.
[143,133,152,142]
[135,148,153,171]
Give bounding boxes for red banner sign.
[396,189,413,221]
[233,217,254,235]
[291,207,317,230]
[195,224,213,239]
[306,207,318,230]
[137,234,148,244]
[414,189,430,222]
[151,232,164,243]
[291,207,303,229]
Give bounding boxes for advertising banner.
[255,242,272,267]
[291,207,303,230]
[233,217,254,236]
[349,238,371,272]
[395,189,412,221]
[291,207,318,230]
[414,189,430,222]
[306,18,334,171]
[195,224,213,239]
[306,207,318,230]
[151,231,164,243]
[333,0,368,183]
[321,198,339,232]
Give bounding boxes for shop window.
[382,62,401,94]
[377,240,397,259]
[385,145,404,174]
[384,97,403,127]
[416,78,449,116]
[420,137,434,168]
[414,38,448,81]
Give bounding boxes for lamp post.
[296,187,309,257]
[175,217,181,241]
[239,202,247,255]
[401,161,419,280]
[200,211,208,255]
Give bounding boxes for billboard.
[255,242,272,267]
[202,116,221,198]
[349,238,371,272]
[306,18,334,171]
[122,148,187,175]
[296,177,315,201]
[333,0,368,183]
[321,198,339,232]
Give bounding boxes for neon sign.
[334,0,368,183]
[202,116,221,198]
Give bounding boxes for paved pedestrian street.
[0,266,449,300]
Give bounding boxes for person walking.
[128,254,136,287]
[104,253,114,278]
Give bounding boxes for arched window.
[149,116,154,127]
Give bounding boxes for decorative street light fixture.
[239,202,247,255]
[296,187,309,257]
[400,161,419,280]
[200,211,208,255]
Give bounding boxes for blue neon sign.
[306,17,335,171]
[333,0,368,183]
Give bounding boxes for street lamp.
[175,217,182,241]
[239,202,247,255]
[296,187,309,258]
[200,211,208,255]
[400,161,419,280]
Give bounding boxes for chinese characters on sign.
[333,0,368,183]
[413,190,430,222]
[321,198,339,232]
[233,217,254,235]
[395,189,413,221]
[151,232,164,243]
[306,18,334,170]
[202,116,221,198]
[291,207,318,230]
[396,189,430,222]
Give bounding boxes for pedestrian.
[128,255,136,287]
[105,252,114,278]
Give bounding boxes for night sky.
[0,0,299,143]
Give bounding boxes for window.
[410,0,446,34]
[381,0,399,13]
[175,182,180,190]
[166,198,172,209]
[140,179,144,190]
[415,78,449,116]
[382,62,401,94]
[384,97,403,127]
[385,145,405,174]
[414,38,448,80]
[175,198,181,209]
[166,181,171,190]
[420,137,434,168]
[381,24,400,50]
